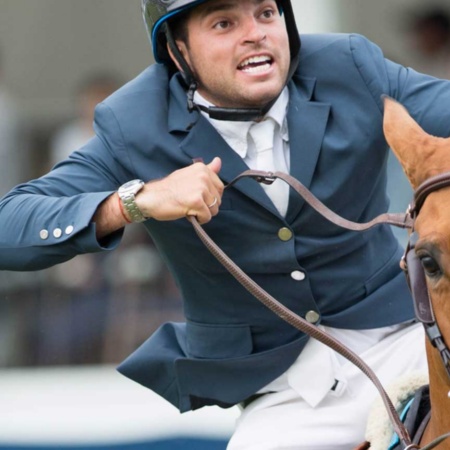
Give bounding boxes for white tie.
[249,119,289,216]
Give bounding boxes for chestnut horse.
[382,97,450,449]
[350,99,450,450]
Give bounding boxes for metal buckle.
[253,173,277,185]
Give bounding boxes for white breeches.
[227,322,427,450]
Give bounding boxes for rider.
[1,0,450,448]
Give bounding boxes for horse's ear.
[383,96,450,189]
[383,96,428,189]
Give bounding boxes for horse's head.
[384,97,450,294]
[383,97,450,436]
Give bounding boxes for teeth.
[241,63,271,73]
[239,55,271,69]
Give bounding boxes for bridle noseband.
[188,169,450,449]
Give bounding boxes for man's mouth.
[238,55,273,74]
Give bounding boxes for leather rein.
[187,169,450,450]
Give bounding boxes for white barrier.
[0,366,239,446]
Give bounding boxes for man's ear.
[166,40,190,74]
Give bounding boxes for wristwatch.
[118,179,148,223]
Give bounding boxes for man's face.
[174,0,291,109]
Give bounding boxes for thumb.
[208,157,222,174]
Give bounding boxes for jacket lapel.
[285,76,331,223]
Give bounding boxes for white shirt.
[195,89,407,408]
[194,88,290,171]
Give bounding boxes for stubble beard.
[195,72,283,109]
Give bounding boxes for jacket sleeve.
[349,33,450,138]
[0,103,134,271]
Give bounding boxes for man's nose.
[242,17,267,44]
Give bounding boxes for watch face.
[119,179,144,195]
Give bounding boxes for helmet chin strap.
[165,23,299,122]
[186,81,279,122]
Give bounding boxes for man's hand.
[136,157,223,224]
[93,157,223,239]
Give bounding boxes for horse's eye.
[419,255,442,278]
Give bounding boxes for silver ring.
[208,197,218,208]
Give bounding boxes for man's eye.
[214,20,230,30]
[261,9,275,19]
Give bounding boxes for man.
[1,0,449,448]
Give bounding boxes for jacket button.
[65,225,74,235]
[53,228,62,239]
[291,270,306,281]
[305,310,320,324]
[39,229,49,240]
[278,227,293,241]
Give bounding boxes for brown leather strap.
[353,442,371,450]
[229,170,414,231]
[186,170,416,446]
[411,172,450,217]
[405,233,435,325]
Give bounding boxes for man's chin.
[203,85,284,110]
[240,91,283,109]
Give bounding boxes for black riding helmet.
[141,0,301,121]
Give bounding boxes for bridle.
[187,170,450,450]
[401,172,450,382]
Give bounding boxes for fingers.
[208,157,222,175]
[180,159,223,224]
[136,157,224,224]
[205,157,224,208]
[207,197,218,209]
[188,182,221,225]
[185,197,215,225]
[191,204,214,225]
[197,157,223,195]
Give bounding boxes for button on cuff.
[39,229,49,240]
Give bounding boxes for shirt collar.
[194,88,290,159]
[266,87,289,142]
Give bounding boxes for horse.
[360,97,450,449]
